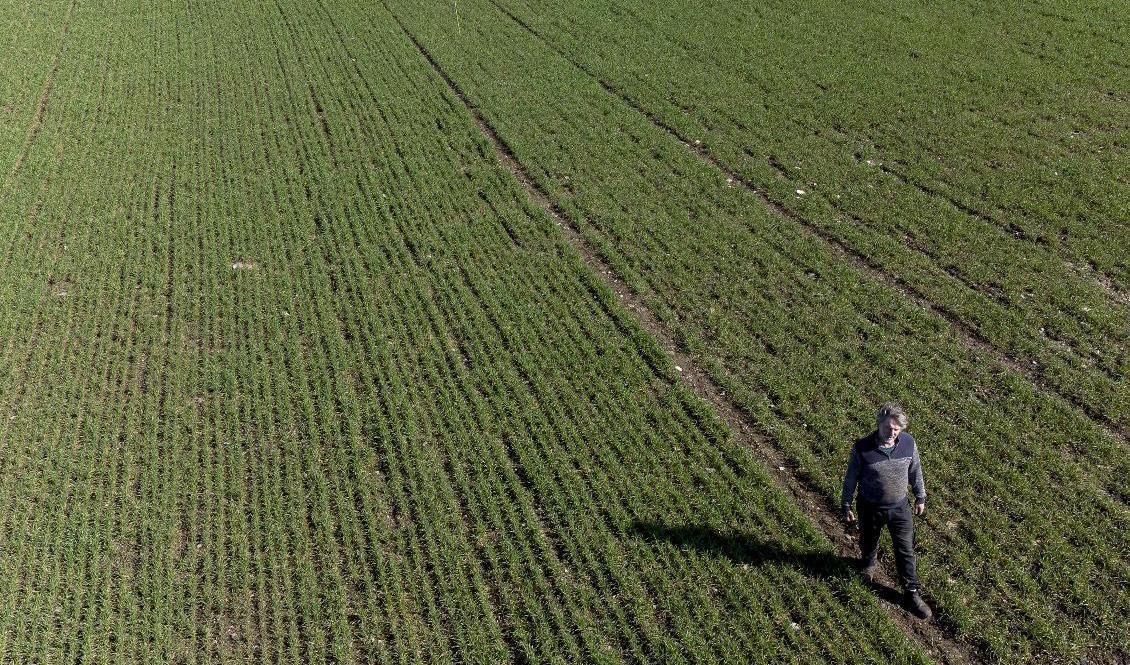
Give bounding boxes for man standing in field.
[842,402,933,620]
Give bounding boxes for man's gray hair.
[876,402,908,428]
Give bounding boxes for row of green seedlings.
[478,0,1128,428]
[212,2,532,660]
[164,2,407,661]
[505,0,1129,276]
[0,0,189,659]
[0,0,79,197]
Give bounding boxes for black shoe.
[904,589,932,620]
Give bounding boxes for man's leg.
[886,502,919,589]
[857,501,883,571]
[888,502,932,619]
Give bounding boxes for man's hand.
[844,508,856,524]
[914,502,926,516]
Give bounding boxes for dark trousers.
[858,500,920,590]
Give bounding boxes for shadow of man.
[629,520,906,605]
[629,520,850,575]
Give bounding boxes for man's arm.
[909,442,926,514]
[842,443,861,521]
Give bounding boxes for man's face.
[878,417,902,444]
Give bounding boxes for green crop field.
[0,0,1124,663]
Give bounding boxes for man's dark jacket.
[842,431,926,511]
